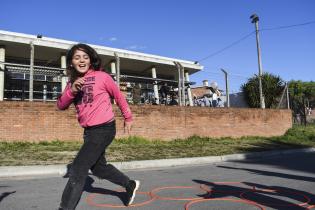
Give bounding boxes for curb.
[0,148,314,178]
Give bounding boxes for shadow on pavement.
[0,191,16,203]
[232,151,315,175]
[83,176,125,203]
[193,179,314,210]
[217,165,315,183]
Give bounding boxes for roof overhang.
[0,30,203,79]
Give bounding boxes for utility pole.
[250,14,265,109]
[221,68,230,107]
[286,82,290,109]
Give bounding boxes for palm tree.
[241,73,284,108]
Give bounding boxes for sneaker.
[125,180,140,206]
[63,163,72,178]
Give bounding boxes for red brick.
[0,101,292,142]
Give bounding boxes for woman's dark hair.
[66,43,102,83]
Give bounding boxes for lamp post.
[250,14,265,109]
[220,68,230,107]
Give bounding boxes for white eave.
[0,30,203,71]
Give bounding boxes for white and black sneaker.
[125,180,140,206]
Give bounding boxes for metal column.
[0,46,5,101]
[174,62,185,106]
[114,53,120,87]
[221,68,230,107]
[181,65,185,105]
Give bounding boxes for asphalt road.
[1,152,315,210]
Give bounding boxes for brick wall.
[191,86,210,98]
[0,101,292,142]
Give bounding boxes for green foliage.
[241,72,285,108]
[288,80,315,106]
[116,136,152,145]
[1,124,314,166]
[282,124,315,142]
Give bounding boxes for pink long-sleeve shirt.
[57,69,132,127]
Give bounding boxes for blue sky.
[1,0,314,92]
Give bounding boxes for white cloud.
[109,37,117,42]
[125,45,147,50]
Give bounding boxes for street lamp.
[220,68,230,108]
[250,14,265,109]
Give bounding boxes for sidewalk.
[0,148,314,178]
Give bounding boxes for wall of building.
[0,101,292,142]
[229,92,249,108]
[191,86,210,98]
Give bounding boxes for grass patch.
[0,124,314,166]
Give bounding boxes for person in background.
[204,95,211,107]
[132,83,142,105]
[212,91,218,107]
[193,96,199,106]
[169,92,179,106]
[159,82,170,105]
[57,43,140,210]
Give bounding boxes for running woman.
[57,43,140,210]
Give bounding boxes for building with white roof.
[0,30,203,105]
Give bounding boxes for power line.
[228,73,250,79]
[197,31,255,62]
[196,20,315,63]
[261,20,315,31]
[199,70,221,75]
[200,69,251,79]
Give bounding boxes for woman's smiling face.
[71,49,91,74]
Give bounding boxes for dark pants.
[212,100,217,107]
[59,120,130,210]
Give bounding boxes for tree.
[288,80,315,107]
[241,73,285,108]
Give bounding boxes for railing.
[1,61,195,105]
[1,61,65,76]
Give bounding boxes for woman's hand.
[71,77,85,94]
[124,121,132,135]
